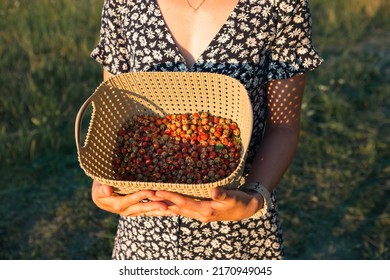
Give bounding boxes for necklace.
[186,0,206,11]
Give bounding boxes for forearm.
[245,125,300,192]
[244,74,307,192]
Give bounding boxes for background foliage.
[0,0,389,259]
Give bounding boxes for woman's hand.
[91,180,175,217]
[154,188,264,222]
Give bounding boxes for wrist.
[239,182,272,218]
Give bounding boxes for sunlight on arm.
[266,74,307,127]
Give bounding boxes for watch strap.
[239,182,272,218]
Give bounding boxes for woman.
[90,0,322,259]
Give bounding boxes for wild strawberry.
[221,137,229,146]
[118,128,126,137]
[214,130,222,138]
[209,151,217,159]
[175,152,183,159]
[230,122,237,130]
[200,118,209,125]
[170,123,177,130]
[203,124,211,131]
[200,132,209,141]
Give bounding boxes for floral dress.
[91,0,322,260]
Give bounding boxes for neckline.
[154,0,242,70]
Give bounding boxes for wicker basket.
[75,72,253,200]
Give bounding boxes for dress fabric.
[91,0,322,260]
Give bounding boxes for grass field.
[0,0,389,259]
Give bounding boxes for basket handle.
[74,94,94,151]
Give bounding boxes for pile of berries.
[112,111,242,184]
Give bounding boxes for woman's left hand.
[151,188,264,222]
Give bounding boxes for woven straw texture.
[75,72,253,199]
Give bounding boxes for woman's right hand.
[91,180,174,217]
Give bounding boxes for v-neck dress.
[91,0,322,260]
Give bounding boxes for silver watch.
[239,182,272,218]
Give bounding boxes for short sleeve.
[267,0,323,81]
[90,0,131,75]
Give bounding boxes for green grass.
[0,0,389,259]
[0,0,115,259]
[277,0,390,259]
